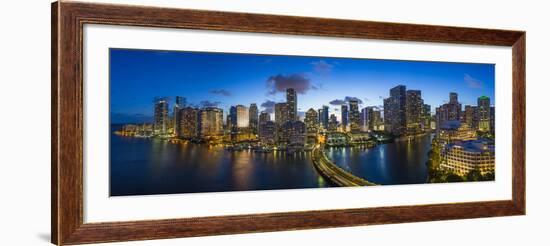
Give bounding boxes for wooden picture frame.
[52,1,525,245]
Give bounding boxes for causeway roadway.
[311,145,377,187]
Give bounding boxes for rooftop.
[446,139,495,153]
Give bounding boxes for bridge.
[311,145,377,187]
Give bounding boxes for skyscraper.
[328,114,338,132]
[259,121,276,145]
[384,85,407,136]
[360,107,369,132]
[318,105,329,129]
[341,105,348,131]
[286,88,297,121]
[249,103,259,134]
[421,104,431,131]
[258,111,271,139]
[259,111,271,125]
[450,92,458,104]
[478,96,490,132]
[287,121,306,146]
[154,97,169,135]
[435,92,462,133]
[305,108,319,134]
[448,92,461,121]
[229,106,237,131]
[348,99,360,132]
[199,107,223,137]
[372,110,382,131]
[235,105,249,128]
[179,107,199,139]
[406,90,423,134]
[463,105,478,130]
[173,96,186,136]
[226,114,232,130]
[275,103,289,126]
[362,106,378,132]
[440,92,462,122]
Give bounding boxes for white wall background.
[0,0,547,245]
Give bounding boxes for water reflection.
[110,131,433,196]
[110,132,329,196]
[326,134,433,185]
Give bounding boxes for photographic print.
[109,48,496,196]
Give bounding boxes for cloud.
[266,74,316,95]
[311,60,334,75]
[464,74,482,88]
[329,99,346,106]
[209,89,232,97]
[329,96,364,106]
[199,100,221,107]
[260,100,277,114]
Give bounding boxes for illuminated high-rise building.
[478,96,490,132]
[421,104,431,131]
[318,105,329,129]
[372,110,382,131]
[435,92,462,133]
[275,103,289,126]
[235,105,249,128]
[249,103,259,134]
[229,106,237,131]
[341,105,348,131]
[154,97,169,135]
[258,111,275,141]
[259,121,276,145]
[328,114,338,132]
[179,107,199,139]
[286,88,297,121]
[173,96,186,136]
[463,105,478,130]
[360,107,369,132]
[406,90,423,134]
[348,99,360,132]
[360,106,378,132]
[318,109,323,127]
[304,108,319,145]
[259,111,271,125]
[450,92,458,104]
[286,121,306,146]
[384,85,407,136]
[448,92,461,121]
[305,108,319,134]
[199,107,223,137]
[274,103,289,142]
[226,114,232,130]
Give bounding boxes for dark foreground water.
[325,134,433,185]
[110,133,329,196]
[110,130,433,196]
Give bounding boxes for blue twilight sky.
[110,48,495,124]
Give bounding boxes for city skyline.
[110,48,496,196]
[110,48,495,124]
